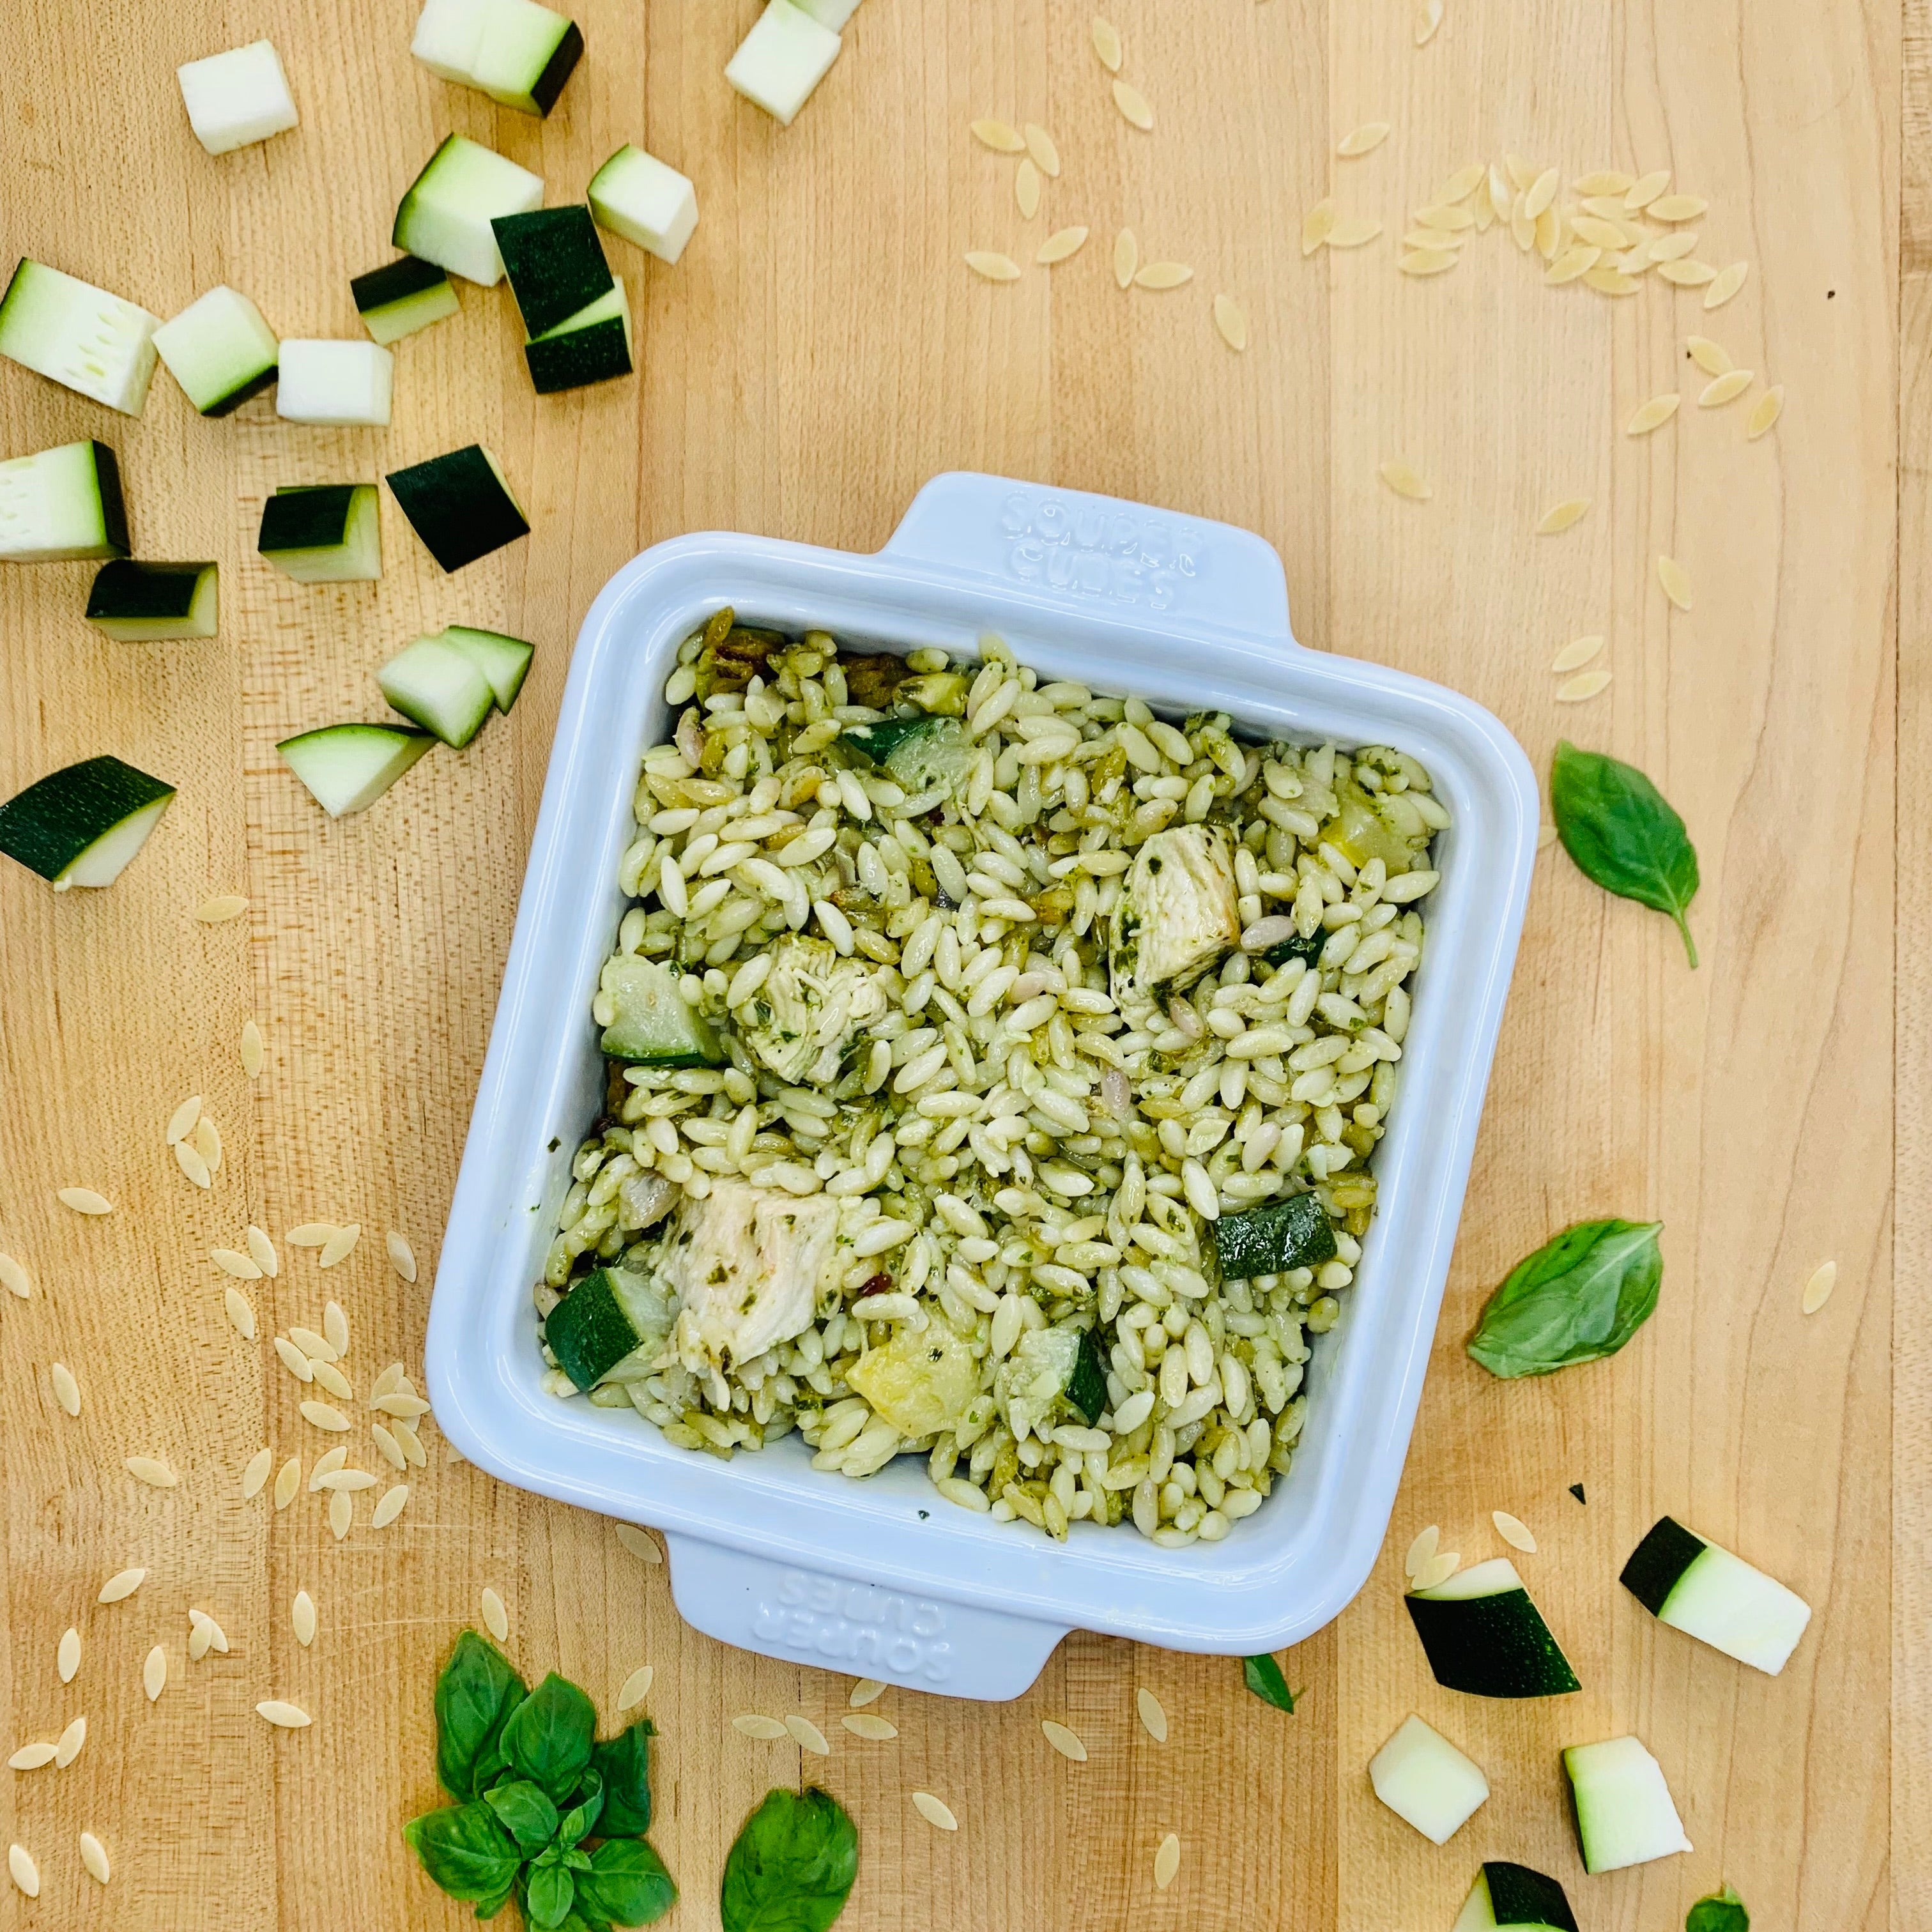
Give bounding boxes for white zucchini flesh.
[0,441,129,562]
[175,40,300,155]
[1657,1542,1811,1675]
[0,261,160,416]
[725,0,843,126]
[0,756,176,889]
[153,286,279,415]
[377,636,496,748]
[393,134,545,286]
[275,341,394,427]
[1367,1715,1488,1844]
[1561,1735,1692,1873]
[278,724,433,817]
[588,144,699,264]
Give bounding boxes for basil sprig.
[720,1788,859,1932]
[406,1629,676,1929]
[1466,1219,1664,1378]
[1687,1883,1749,1932]
[1241,1653,1299,1712]
[1551,740,1701,966]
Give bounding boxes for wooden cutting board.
[0,0,1914,1925]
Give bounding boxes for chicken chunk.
[659,1179,841,1367]
[737,933,889,1085]
[1109,823,1241,1003]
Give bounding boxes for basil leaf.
[592,1721,654,1837]
[526,1860,578,1931]
[1466,1218,1664,1378]
[720,1788,858,1932]
[558,1768,606,1848]
[579,1838,679,1928]
[1066,1328,1108,1427]
[1688,1883,1749,1932]
[403,1803,523,1903]
[500,1673,598,1801]
[477,1886,516,1920]
[484,1778,560,1855]
[563,1848,595,1873]
[1241,1654,1298,1712]
[1551,740,1701,966]
[434,1629,529,1802]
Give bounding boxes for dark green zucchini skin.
[526,19,583,115]
[1404,1588,1581,1697]
[385,446,528,572]
[259,484,357,552]
[1214,1191,1338,1280]
[1618,1514,1706,1616]
[493,206,611,337]
[352,254,449,313]
[525,317,631,394]
[1483,1861,1579,1932]
[86,560,209,620]
[0,755,174,881]
[544,1269,640,1390]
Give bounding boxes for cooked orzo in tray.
[535,611,1445,1545]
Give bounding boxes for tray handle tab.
[880,470,1296,645]
[663,1533,1068,1702]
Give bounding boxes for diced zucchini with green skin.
[492,206,613,339]
[176,40,298,154]
[85,561,218,640]
[0,441,129,562]
[847,1322,979,1438]
[1066,1328,1108,1425]
[1619,1515,1811,1675]
[1214,1191,1337,1280]
[411,0,583,116]
[725,0,843,126]
[275,340,392,427]
[393,134,544,286]
[277,723,433,817]
[257,484,381,583]
[152,286,278,415]
[351,257,460,345]
[0,259,160,416]
[386,444,528,572]
[598,955,723,1064]
[440,626,534,710]
[588,145,699,266]
[378,634,496,748]
[1406,1557,1581,1698]
[997,1325,1080,1438]
[843,714,975,799]
[1110,822,1241,1000]
[0,755,176,888]
[545,1266,673,1390]
[523,279,633,394]
[1368,1714,1489,1844]
[1561,1735,1691,1873]
[1452,1863,1579,1932]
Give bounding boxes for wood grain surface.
[0,0,1912,1927]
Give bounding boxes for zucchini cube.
[85,560,218,640]
[726,0,843,126]
[0,441,130,562]
[491,205,613,339]
[176,40,300,154]
[393,134,545,287]
[276,341,394,427]
[351,257,460,346]
[257,484,383,583]
[153,286,279,415]
[411,0,583,116]
[385,444,528,572]
[588,144,699,265]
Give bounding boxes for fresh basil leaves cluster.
[1466,1218,1664,1378]
[1551,740,1701,967]
[719,1788,858,1932]
[1241,1653,1299,1712]
[1687,1883,1749,1932]
[405,1630,676,1929]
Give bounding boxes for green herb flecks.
[1466,1219,1664,1379]
[406,1629,676,1928]
[1687,1883,1749,1932]
[719,1787,859,1932]
[1551,740,1701,965]
[1241,1653,1299,1712]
